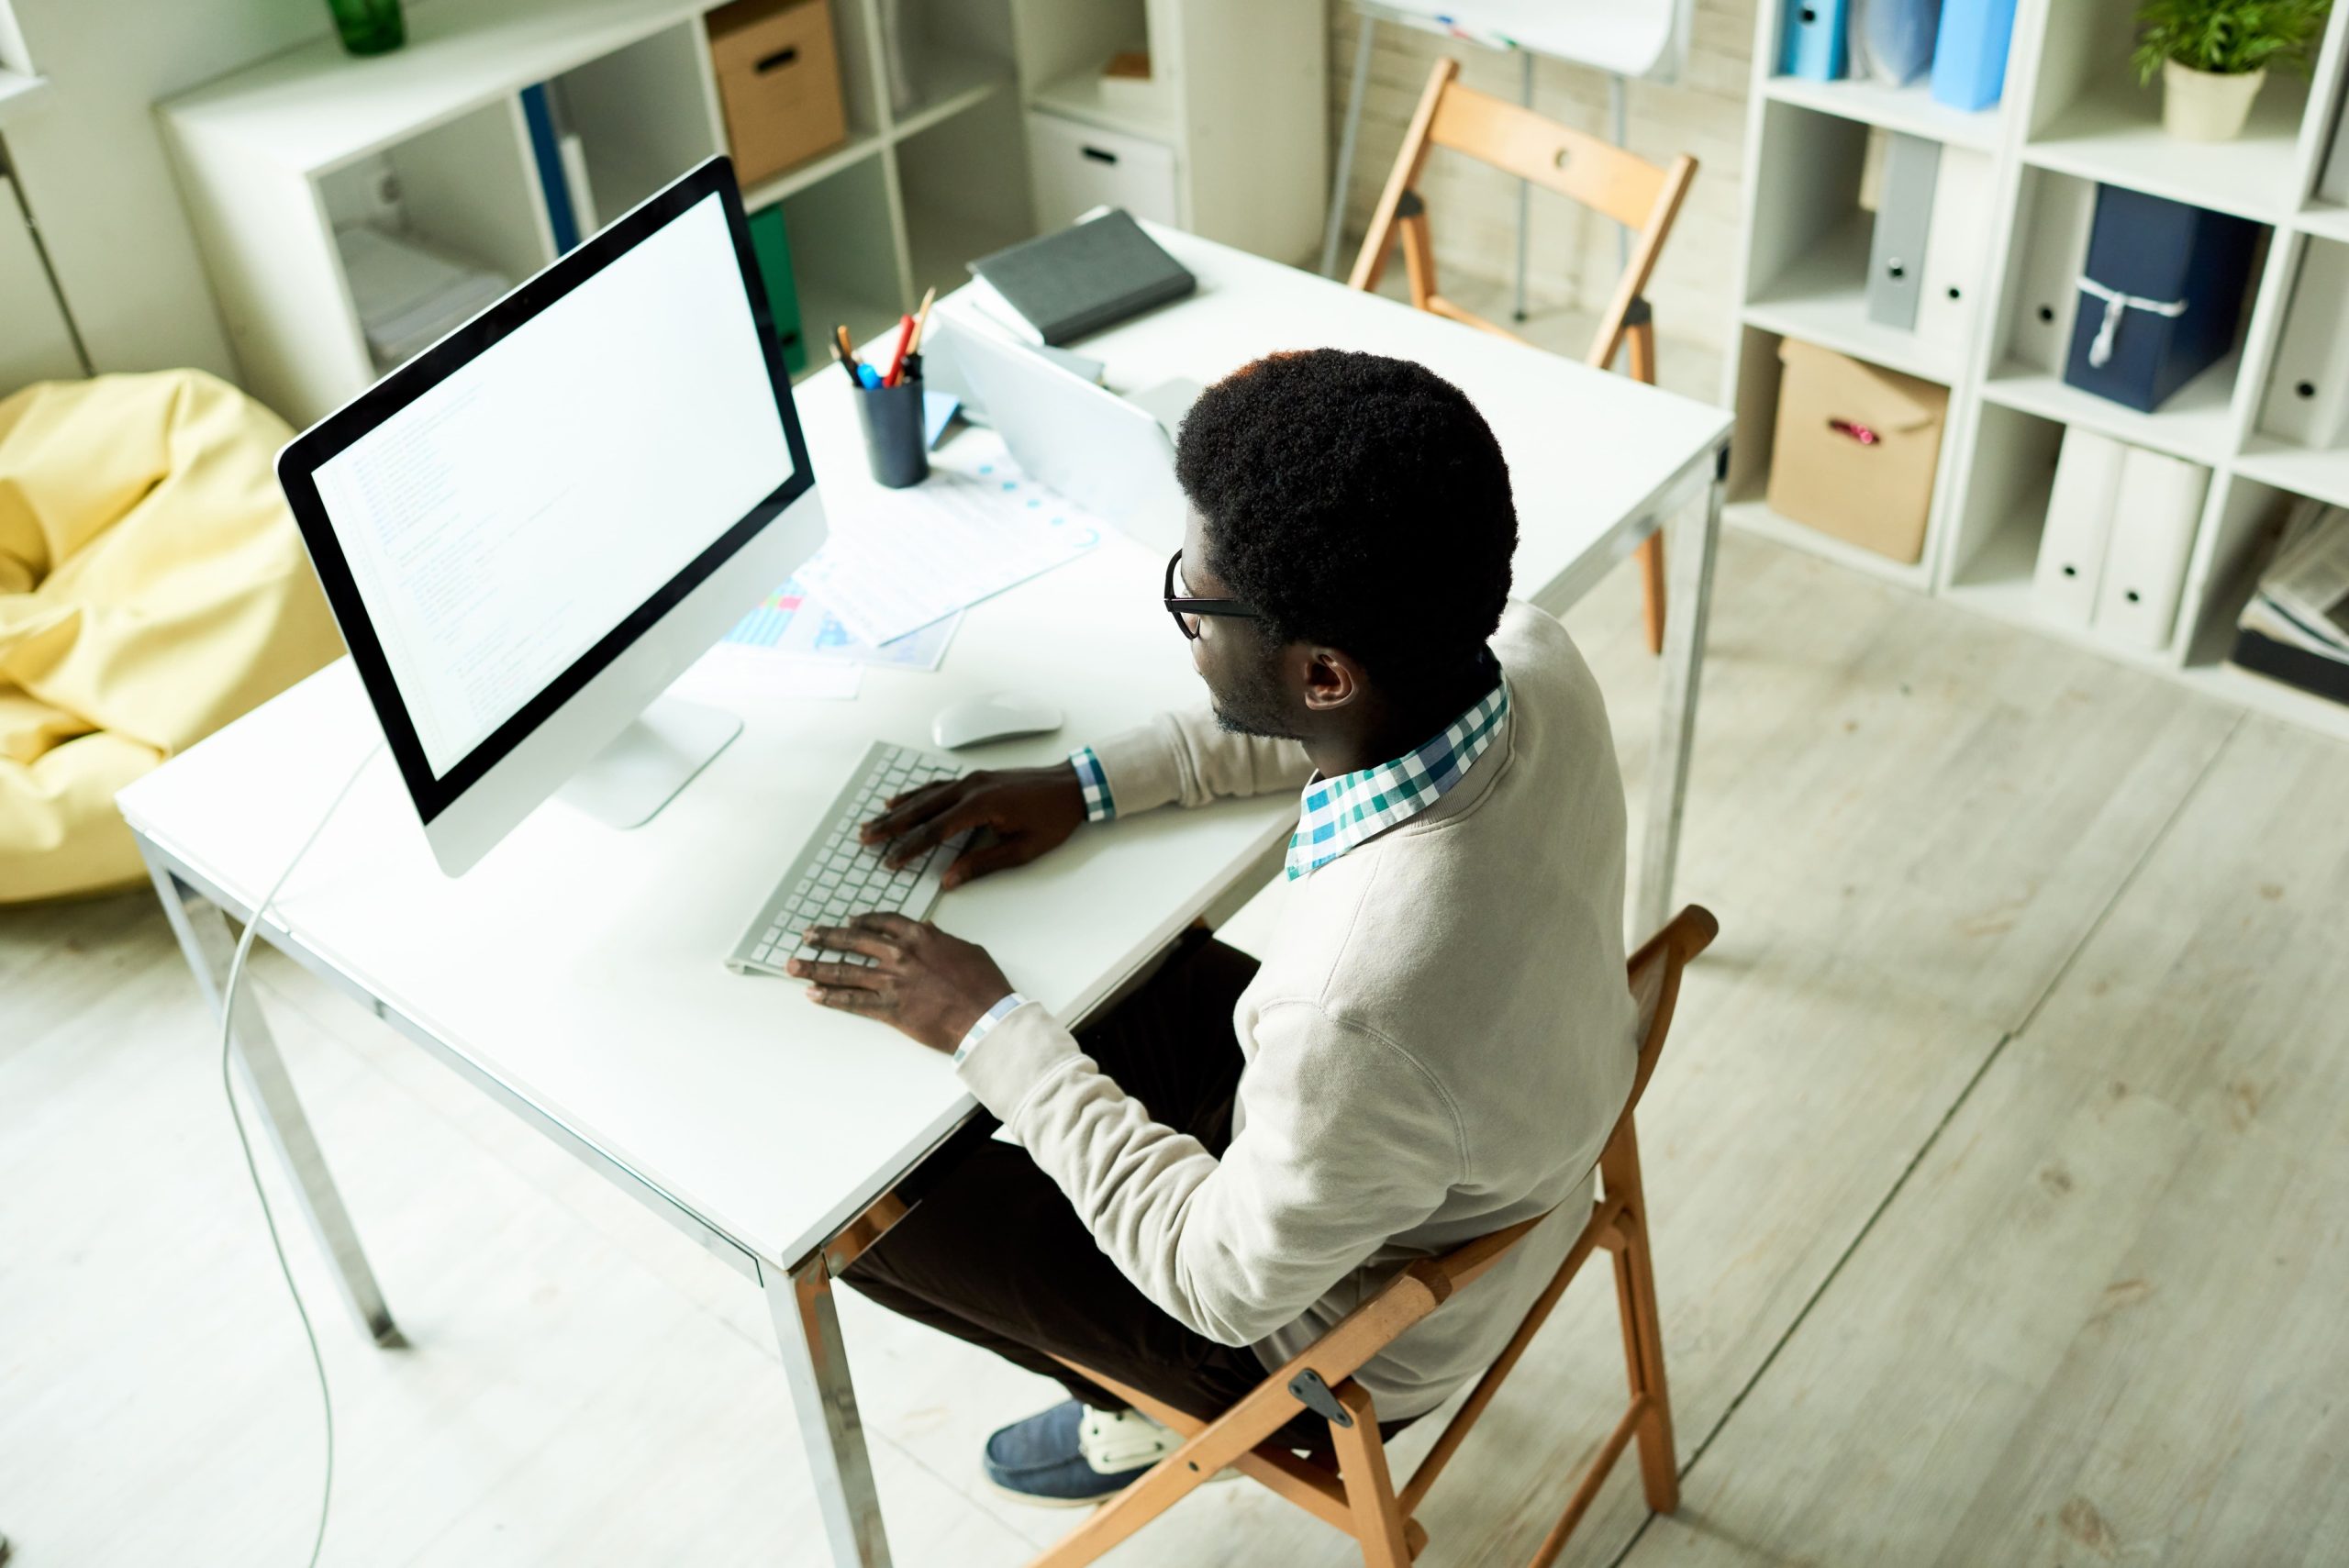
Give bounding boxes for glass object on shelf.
[326,0,404,56]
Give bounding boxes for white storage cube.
[1025,110,1178,233]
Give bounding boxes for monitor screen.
[308,191,792,779]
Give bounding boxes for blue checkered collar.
[1285,661,1509,881]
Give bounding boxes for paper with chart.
[723,578,962,671]
[796,429,1103,646]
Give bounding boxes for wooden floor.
[6,518,2346,1566]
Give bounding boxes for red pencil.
[880,313,917,387]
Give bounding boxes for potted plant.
[2134,0,2332,141]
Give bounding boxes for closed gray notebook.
[967,209,1197,346]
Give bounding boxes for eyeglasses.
[1163,550,1260,641]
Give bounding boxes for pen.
[880,313,917,387]
[856,363,883,389]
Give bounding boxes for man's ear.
[1299,647,1365,712]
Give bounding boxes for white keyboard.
[728,740,969,976]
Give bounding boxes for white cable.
[217,740,383,1568]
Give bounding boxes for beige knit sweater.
[955,601,1636,1419]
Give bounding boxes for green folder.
[746,204,807,375]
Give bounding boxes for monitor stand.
[556,695,742,829]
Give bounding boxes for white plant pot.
[2162,60,2266,141]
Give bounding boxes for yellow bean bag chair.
[1,372,342,903]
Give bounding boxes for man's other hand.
[790,914,1015,1052]
[861,766,1085,890]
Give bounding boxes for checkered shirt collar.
[1286,663,1508,880]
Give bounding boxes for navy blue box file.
[2063,185,2259,415]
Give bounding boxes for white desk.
[117,228,1728,1568]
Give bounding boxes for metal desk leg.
[1634,458,1725,940]
[1319,14,1377,278]
[768,1256,891,1568]
[140,851,401,1346]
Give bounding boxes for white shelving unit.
[162,0,1322,428]
[1725,0,2349,742]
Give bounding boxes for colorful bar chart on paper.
[728,580,809,649]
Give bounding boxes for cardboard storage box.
[1766,339,1949,562]
[708,0,849,188]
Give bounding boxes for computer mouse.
[931,693,1065,751]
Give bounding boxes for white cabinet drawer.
[1025,112,1179,233]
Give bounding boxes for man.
[788,348,1637,1505]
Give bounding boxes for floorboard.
[1616,715,2349,1568]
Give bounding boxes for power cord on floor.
[217,740,384,1568]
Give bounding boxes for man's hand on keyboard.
[789,913,1014,1052]
[861,767,1086,891]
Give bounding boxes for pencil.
[907,286,938,356]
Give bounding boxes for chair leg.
[1398,209,1439,315]
[1635,535,1666,657]
[1626,317,1666,656]
[1610,1207,1678,1513]
[1329,1383,1414,1568]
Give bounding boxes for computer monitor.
[278,158,825,876]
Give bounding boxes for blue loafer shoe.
[982,1401,1184,1507]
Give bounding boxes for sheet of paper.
[795,429,1103,646]
[671,643,863,705]
[722,578,963,672]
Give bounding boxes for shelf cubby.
[317,98,552,292]
[1976,166,2267,470]
[1943,401,2059,599]
[886,0,1018,138]
[2022,0,2315,223]
[1024,0,1173,147]
[1721,322,1944,590]
[2243,232,2349,511]
[773,151,906,358]
[1741,101,1969,386]
[898,89,1033,306]
[549,20,721,230]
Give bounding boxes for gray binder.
[1867,133,1941,331]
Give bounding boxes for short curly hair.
[1174,349,1516,696]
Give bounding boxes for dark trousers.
[842,935,1317,1439]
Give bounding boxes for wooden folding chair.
[1347,57,1698,658]
[1029,904,1718,1568]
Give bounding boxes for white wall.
[0,0,342,389]
[1326,0,1757,363]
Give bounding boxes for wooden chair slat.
[1426,81,1667,231]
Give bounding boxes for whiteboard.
[1361,0,1694,82]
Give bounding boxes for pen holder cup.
[854,376,929,488]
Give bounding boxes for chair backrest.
[1347,57,1698,373]
[1428,77,1672,233]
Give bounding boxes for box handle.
[755,45,801,73]
[1827,417,1880,446]
[1082,146,1119,165]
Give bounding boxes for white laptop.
[932,316,1197,550]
